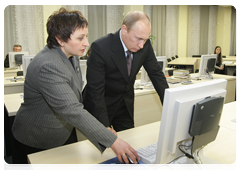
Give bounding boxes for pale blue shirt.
[119,30,133,59]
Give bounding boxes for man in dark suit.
[83,11,169,132]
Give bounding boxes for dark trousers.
[110,99,134,132]
[12,128,78,164]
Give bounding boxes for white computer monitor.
[155,79,227,164]
[140,56,166,83]
[80,60,87,89]
[198,54,217,79]
[8,51,29,69]
[22,55,35,77]
[156,56,166,73]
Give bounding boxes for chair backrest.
[192,55,201,58]
[168,69,174,76]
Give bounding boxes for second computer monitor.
[198,54,217,79]
[8,51,29,68]
[22,55,35,77]
[140,56,166,83]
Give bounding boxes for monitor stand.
[168,149,221,170]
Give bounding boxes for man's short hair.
[13,44,22,48]
[122,11,150,31]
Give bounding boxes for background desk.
[4,74,236,141]
[134,73,236,127]
[27,102,236,164]
[195,57,236,76]
[4,68,20,77]
[168,58,197,72]
[4,76,24,95]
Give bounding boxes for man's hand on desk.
[107,127,117,136]
[110,138,140,164]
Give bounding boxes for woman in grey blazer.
[12,7,139,164]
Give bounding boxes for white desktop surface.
[4,68,20,77]
[4,76,24,94]
[4,93,23,117]
[27,102,236,164]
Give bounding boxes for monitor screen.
[198,55,217,79]
[141,56,166,84]
[22,55,35,77]
[8,51,29,68]
[154,79,227,164]
[156,56,166,73]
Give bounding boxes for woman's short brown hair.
[46,7,88,49]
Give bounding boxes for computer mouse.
[125,154,139,164]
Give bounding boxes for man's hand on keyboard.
[110,138,140,164]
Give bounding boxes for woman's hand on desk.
[110,138,140,164]
[107,127,117,136]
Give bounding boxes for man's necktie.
[126,50,132,76]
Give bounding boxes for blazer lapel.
[111,30,129,83]
[62,56,83,91]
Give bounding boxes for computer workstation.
[137,79,227,164]
[27,79,236,164]
[4,51,29,77]
[136,56,166,87]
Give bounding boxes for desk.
[4,76,24,95]
[134,73,236,127]
[4,74,235,127]
[27,101,236,164]
[4,93,23,117]
[136,68,172,80]
[168,58,197,72]
[4,68,20,77]
[223,56,236,62]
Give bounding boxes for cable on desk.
[153,155,185,170]
[138,164,146,170]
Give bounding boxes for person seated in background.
[4,44,22,68]
[214,46,225,74]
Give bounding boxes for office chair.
[192,55,201,58]
[171,56,175,60]
[175,55,179,58]
[168,70,174,76]
[17,71,23,76]
[222,56,226,58]
[167,58,171,62]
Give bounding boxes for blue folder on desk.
[88,157,149,170]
